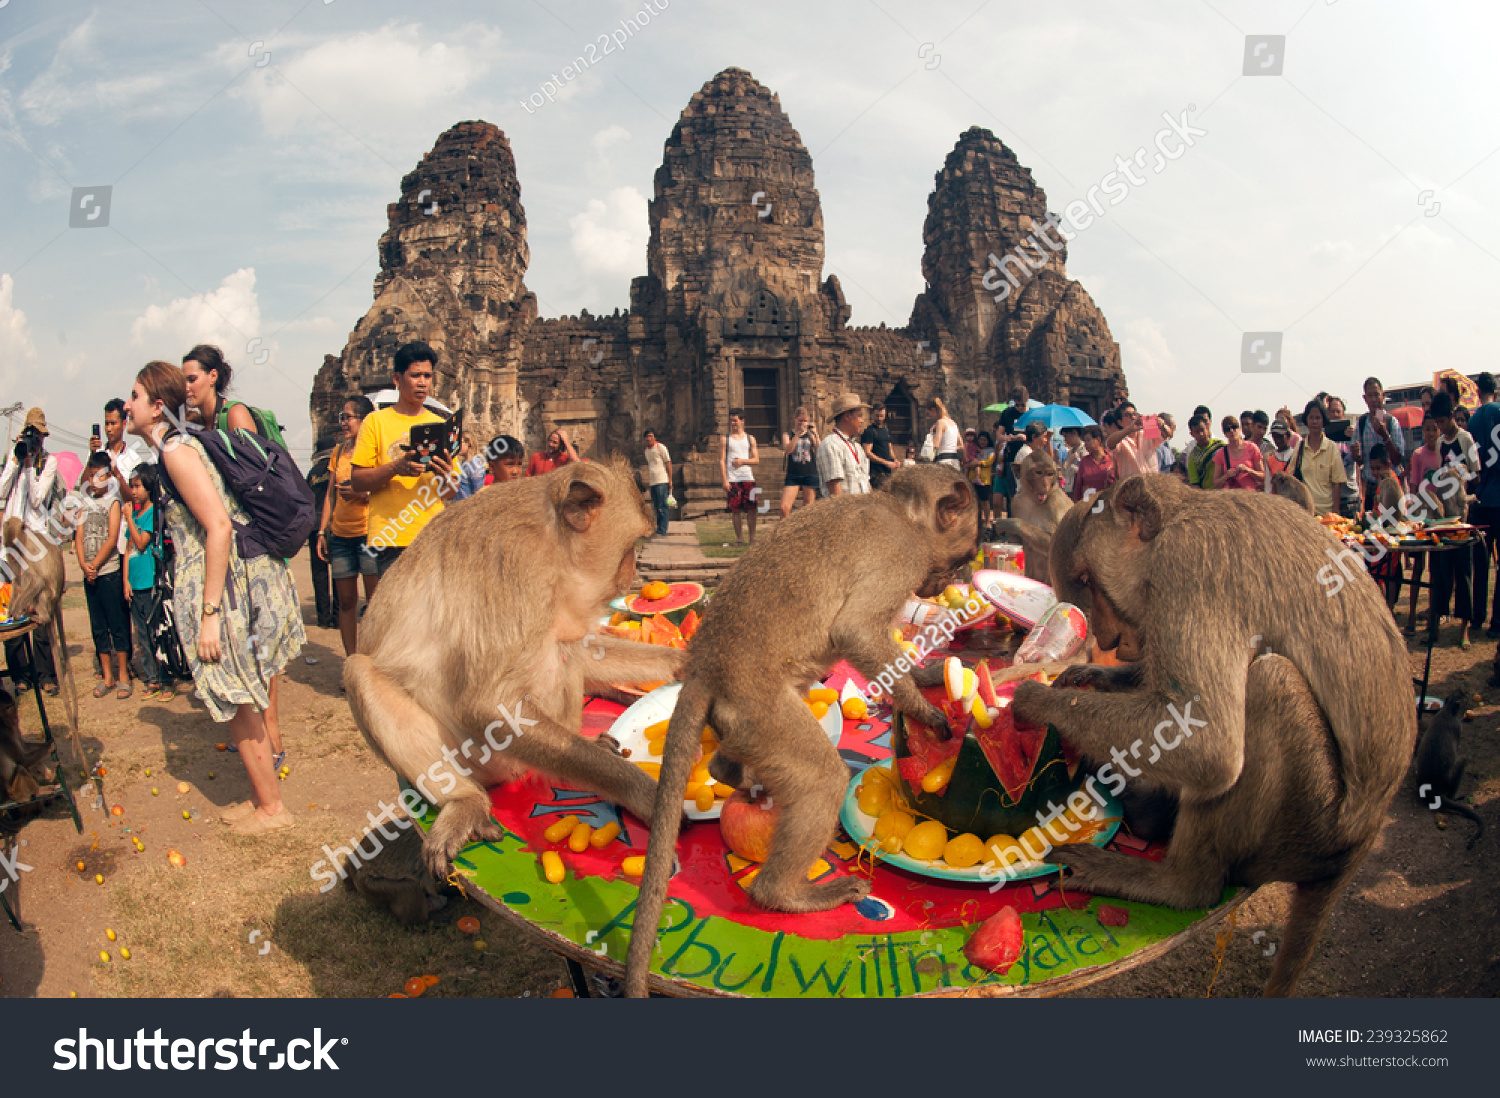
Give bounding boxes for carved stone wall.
[310,71,1126,485]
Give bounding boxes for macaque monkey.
[344,459,686,878]
[0,687,51,802]
[340,827,452,926]
[1270,472,1315,514]
[4,518,83,768]
[625,465,979,997]
[1011,476,1415,997]
[1413,689,1484,849]
[991,453,1073,582]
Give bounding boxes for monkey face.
[1021,456,1058,504]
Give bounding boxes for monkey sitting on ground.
[625,465,979,997]
[1010,476,1416,997]
[1413,688,1485,849]
[1270,471,1316,514]
[0,687,52,803]
[344,459,687,879]
[339,826,454,926]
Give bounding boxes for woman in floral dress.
[125,361,305,835]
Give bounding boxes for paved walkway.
[636,521,736,586]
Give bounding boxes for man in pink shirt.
[1106,401,1151,479]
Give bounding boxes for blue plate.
[839,766,1122,884]
[0,615,30,630]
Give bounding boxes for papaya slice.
[679,609,700,640]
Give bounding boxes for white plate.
[971,569,1057,630]
[608,680,844,820]
[839,767,1123,884]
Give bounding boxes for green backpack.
[216,400,288,451]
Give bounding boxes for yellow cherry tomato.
[589,821,621,848]
[856,779,891,817]
[543,815,579,843]
[943,832,986,869]
[873,809,915,845]
[541,850,565,884]
[567,822,592,853]
[841,696,868,720]
[903,820,949,861]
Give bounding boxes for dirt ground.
[1,550,1495,999]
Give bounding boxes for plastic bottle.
[1014,602,1089,664]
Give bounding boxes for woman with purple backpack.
[127,360,306,836]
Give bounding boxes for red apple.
[718,789,781,863]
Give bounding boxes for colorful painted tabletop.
[412,659,1242,997]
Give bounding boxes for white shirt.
[644,442,671,486]
[725,434,754,483]
[817,429,870,494]
[0,452,61,535]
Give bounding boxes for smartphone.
[91,424,101,440]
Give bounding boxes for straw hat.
[23,408,48,436]
[828,393,869,419]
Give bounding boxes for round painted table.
[411,658,1244,998]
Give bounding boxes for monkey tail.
[49,609,85,776]
[624,677,711,999]
[1262,857,1362,997]
[1432,796,1485,849]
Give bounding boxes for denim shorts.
[328,533,377,580]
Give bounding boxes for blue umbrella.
[1014,403,1097,430]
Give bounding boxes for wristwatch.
[202,601,221,617]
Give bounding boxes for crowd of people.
[11,335,1494,843]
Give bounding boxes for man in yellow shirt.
[350,341,458,574]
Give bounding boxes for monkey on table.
[343,459,687,879]
[626,465,979,997]
[1010,476,1415,997]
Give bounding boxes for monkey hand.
[1011,679,1056,727]
[908,698,954,742]
[1051,664,1111,692]
[1042,841,1113,896]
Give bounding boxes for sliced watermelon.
[627,581,705,624]
[973,682,1049,804]
[679,609,700,640]
[975,659,998,709]
[964,906,1024,974]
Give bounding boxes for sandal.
[229,807,296,836]
[92,682,114,699]
[42,682,59,697]
[157,684,177,702]
[117,682,133,699]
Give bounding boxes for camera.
[13,426,41,464]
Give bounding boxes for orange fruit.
[457,917,480,935]
[404,977,426,997]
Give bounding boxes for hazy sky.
[1,0,1496,462]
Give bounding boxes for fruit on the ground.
[105,928,116,941]
[903,820,948,861]
[551,988,574,997]
[176,782,191,794]
[110,805,123,816]
[963,906,1024,974]
[167,850,186,867]
[421,974,440,988]
[457,917,480,934]
[404,977,426,997]
[119,948,130,960]
[943,832,986,869]
[719,789,780,862]
[473,940,488,951]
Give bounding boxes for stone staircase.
[678,441,790,521]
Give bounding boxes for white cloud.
[232,23,500,139]
[130,268,265,362]
[569,187,648,287]
[591,124,631,164]
[0,275,40,389]
[1119,315,1175,380]
[18,16,182,126]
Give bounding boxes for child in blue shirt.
[123,466,175,701]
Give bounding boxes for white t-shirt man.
[817,429,870,495]
[644,442,671,486]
